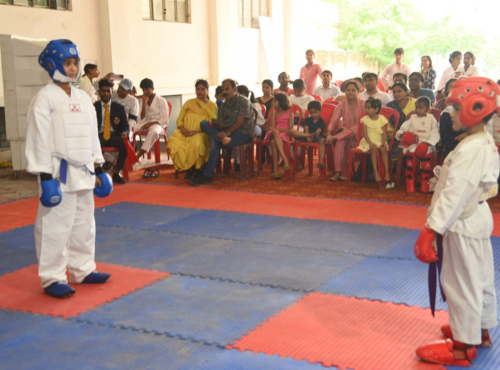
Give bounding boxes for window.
[142,0,189,23]
[0,0,69,9]
[238,0,269,28]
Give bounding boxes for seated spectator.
[393,72,408,85]
[464,51,480,77]
[420,55,437,90]
[215,85,224,108]
[135,78,170,159]
[237,85,265,137]
[167,79,217,179]
[486,113,500,144]
[408,72,436,106]
[94,79,129,184]
[437,51,464,92]
[379,48,411,91]
[274,72,293,96]
[386,82,415,136]
[265,92,294,178]
[354,77,366,93]
[131,86,137,97]
[299,49,323,95]
[323,81,365,181]
[359,73,392,106]
[112,78,139,140]
[386,82,416,163]
[313,70,341,101]
[435,78,457,111]
[290,79,314,122]
[189,79,255,186]
[258,79,274,119]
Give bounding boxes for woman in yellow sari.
[167,79,218,178]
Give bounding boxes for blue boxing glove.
[94,167,113,198]
[40,174,62,207]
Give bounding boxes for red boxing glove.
[414,226,438,263]
[402,131,417,148]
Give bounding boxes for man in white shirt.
[112,78,139,140]
[359,73,392,106]
[313,70,340,101]
[135,78,169,159]
[379,48,411,91]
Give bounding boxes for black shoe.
[112,173,127,184]
[184,168,195,179]
[193,169,204,178]
[234,164,241,173]
[189,175,213,186]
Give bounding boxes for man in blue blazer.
[94,79,129,183]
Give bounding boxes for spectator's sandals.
[142,169,152,178]
[142,169,160,178]
[150,169,160,178]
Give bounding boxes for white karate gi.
[427,131,499,345]
[358,89,393,107]
[135,94,169,152]
[112,92,140,140]
[379,62,411,91]
[437,66,465,91]
[26,81,104,288]
[396,114,440,154]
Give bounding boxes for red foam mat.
[3,184,500,236]
[229,292,448,370]
[0,262,170,318]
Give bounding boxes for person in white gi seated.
[415,76,500,367]
[112,78,139,140]
[134,78,169,160]
[26,39,113,299]
[395,96,440,193]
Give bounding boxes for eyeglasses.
[409,78,421,82]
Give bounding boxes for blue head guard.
[38,39,81,83]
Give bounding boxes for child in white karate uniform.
[26,39,113,298]
[415,77,500,367]
[396,96,440,193]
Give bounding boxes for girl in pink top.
[322,80,366,181]
[266,93,294,179]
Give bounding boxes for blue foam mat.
[316,256,450,310]
[77,275,304,346]
[95,229,232,272]
[0,309,222,370]
[254,218,413,255]
[95,202,202,230]
[152,209,290,240]
[0,225,37,274]
[197,349,331,370]
[180,241,367,291]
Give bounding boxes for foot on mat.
[441,324,492,347]
[416,339,477,366]
[317,162,325,169]
[283,165,291,171]
[189,175,213,186]
[112,173,127,184]
[44,282,75,298]
[81,272,111,284]
[274,173,282,180]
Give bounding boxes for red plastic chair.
[259,103,267,116]
[346,107,400,189]
[323,100,340,107]
[312,94,323,102]
[256,104,302,177]
[293,104,336,180]
[100,147,130,181]
[133,101,172,163]
[334,80,343,88]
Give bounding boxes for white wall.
[0,0,103,105]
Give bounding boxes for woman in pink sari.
[324,80,365,181]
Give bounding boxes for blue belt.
[59,159,95,184]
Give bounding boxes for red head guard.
[447,77,500,127]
